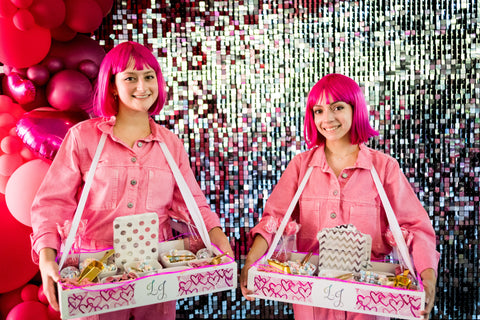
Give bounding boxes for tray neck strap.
[264,166,314,261]
[370,166,417,280]
[58,133,107,269]
[159,142,212,252]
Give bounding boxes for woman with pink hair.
[31,41,233,319]
[240,74,439,319]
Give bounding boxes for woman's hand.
[420,268,437,319]
[208,227,233,257]
[240,235,269,300]
[39,248,60,311]
[240,259,255,300]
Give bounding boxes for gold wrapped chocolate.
[267,259,291,274]
[394,270,412,289]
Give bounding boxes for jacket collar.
[309,143,372,171]
[96,116,165,142]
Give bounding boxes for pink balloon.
[0,174,9,194]
[13,9,35,31]
[11,0,34,9]
[0,153,23,176]
[0,17,51,69]
[21,284,39,302]
[1,135,23,154]
[0,112,16,128]
[5,73,36,105]
[29,0,66,29]
[47,304,61,320]
[0,194,39,293]
[37,285,49,305]
[47,34,105,70]
[16,107,89,160]
[27,65,50,86]
[50,22,76,41]
[0,287,23,318]
[20,146,37,162]
[0,95,14,112]
[7,301,49,320]
[0,1,17,19]
[6,159,50,226]
[64,0,103,33]
[46,69,92,112]
[78,59,99,79]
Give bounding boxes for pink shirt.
[251,144,440,319]
[31,117,221,263]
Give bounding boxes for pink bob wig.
[304,74,378,149]
[93,41,167,117]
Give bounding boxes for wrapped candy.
[384,227,413,271]
[57,219,88,268]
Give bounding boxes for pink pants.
[75,301,176,320]
[293,304,389,320]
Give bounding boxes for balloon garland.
[0,0,114,317]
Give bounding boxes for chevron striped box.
[247,251,425,320]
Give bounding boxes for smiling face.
[113,60,159,115]
[312,91,353,144]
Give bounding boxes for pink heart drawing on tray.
[389,297,405,312]
[370,291,386,305]
[67,293,85,311]
[280,279,297,294]
[207,272,221,287]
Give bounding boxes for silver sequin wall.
[94,0,479,319]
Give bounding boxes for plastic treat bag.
[270,219,301,263]
[385,227,413,271]
[57,219,87,268]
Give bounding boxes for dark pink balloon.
[47,34,105,70]
[78,59,99,79]
[16,107,89,160]
[41,56,64,74]
[6,301,49,320]
[0,194,39,293]
[5,73,36,105]
[95,0,114,16]
[46,69,92,112]
[50,22,76,42]
[27,65,50,86]
[29,0,66,29]
[64,0,103,33]
[0,17,51,69]
[13,9,35,31]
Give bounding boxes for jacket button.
[130,179,137,186]
[127,202,134,208]
[330,212,337,219]
[341,173,348,179]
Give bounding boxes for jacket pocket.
[146,168,175,211]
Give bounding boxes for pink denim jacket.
[250,144,439,319]
[30,117,221,263]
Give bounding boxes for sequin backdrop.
[94,1,479,319]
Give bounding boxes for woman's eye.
[146,75,156,80]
